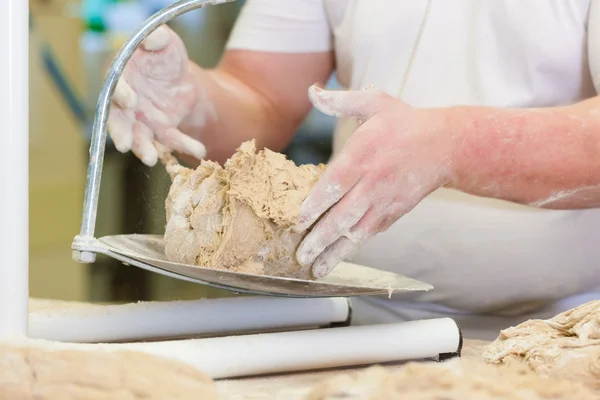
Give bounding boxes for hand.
[108,25,206,166]
[295,85,455,278]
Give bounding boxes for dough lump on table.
[305,360,597,399]
[163,140,325,279]
[0,342,218,400]
[483,300,600,391]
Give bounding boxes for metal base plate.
[85,234,433,298]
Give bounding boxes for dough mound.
[483,300,600,391]
[305,360,597,400]
[164,140,325,279]
[0,343,218,400]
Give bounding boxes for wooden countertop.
[29,299,488,399]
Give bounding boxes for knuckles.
[134,46,186,81]
[346,228,370,244]
[370,201,406,232]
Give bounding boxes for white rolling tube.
[19,318,461,379]
[29,297,351,343]
[0,0,29,338]
[140,318,462,378]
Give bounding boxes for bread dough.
[483,300,600,391]
[304,360,597,399]
[163,140,325,279]
[0,341,218,399]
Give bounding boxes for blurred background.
[30,0,338,304]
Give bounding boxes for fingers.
[296,183,369,267]
[156,127,207,161]
[308,84,389,121]
[109,101,205,163]
[108,108,134,152]
[307,205,402,278]
[312,237,361,278]
[113,26,171,110]
[141,25,171,52]
[140,101,171,126]
[113,79,137,109]
[131,122,158,166]
[110,79,137,152]
[106,24,202,166]
[294,160,359,233]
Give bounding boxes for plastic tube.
[22,317,462,379]
[29,296,351,342]
[133,318,462,378]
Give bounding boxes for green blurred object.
[82,0,117,31]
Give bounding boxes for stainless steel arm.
[72,0,235,263]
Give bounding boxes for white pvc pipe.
[146,318,462,378]
[29,297,350,342]
[0,0,29,338]
[18,318,462,379]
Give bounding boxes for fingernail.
[142,26,170,51]
[293,217,307,233]
[308,87,325,102]
[296,243,316,267]
[312,259,335,279]
[142,152,158,167]
[296,248,309,266]
[108,119,133,152]
[190,141,207,160]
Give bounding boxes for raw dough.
[483,300,600,391]
[304,360,597,399]
[163,140,325,279]
[0,341,218,400]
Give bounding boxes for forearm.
[177,62,300,165]
[447,96,600,208]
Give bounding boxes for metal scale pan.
[70,0,434,298]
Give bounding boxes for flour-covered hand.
[108,25,206,166]
[295,85,456,278]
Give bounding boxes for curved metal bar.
[72,0,235,262]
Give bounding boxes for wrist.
[436,106,480,192]
[426,106,469,189]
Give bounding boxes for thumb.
[308,84,388,120]
[141,25,171,52]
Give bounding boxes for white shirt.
[226,0,600,338]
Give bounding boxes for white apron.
[326,0,600,340]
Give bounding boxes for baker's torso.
[325,0,595,149]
